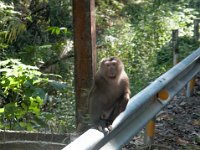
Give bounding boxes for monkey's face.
[100,58,123,80]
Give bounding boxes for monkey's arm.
[119,76,131,112]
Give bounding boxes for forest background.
[0,0,200,133]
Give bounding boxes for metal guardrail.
[63,47,200,150]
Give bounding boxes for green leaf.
[55,28,60,35]
[4,102,17,118]
[0,108,4,113]
[49,80,67,91]
[19,121,26,127]
[32,88,45,99]
[26,123,33,131]
[0,59,10,66]
[41,112,54,120]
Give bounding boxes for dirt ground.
[124,78,200,150]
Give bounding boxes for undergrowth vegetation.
[96,0,200,92]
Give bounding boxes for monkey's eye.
[112,62,116,66]
[105,62,110,67]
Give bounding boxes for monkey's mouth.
[109,76,116,79]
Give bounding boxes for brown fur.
[88,57,130,131]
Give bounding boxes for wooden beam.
[73,0,96,132]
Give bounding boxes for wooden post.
[186,19,199,97]
[172,29,179,66]
[73,0,96,132]
[194,19,200,42]
[186,78,195,97]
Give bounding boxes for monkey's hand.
[97,125,110,134]
[96,119,112,134]
[124,92,130,100]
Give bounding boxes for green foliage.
[47,26,68,35]
[0,0,76,133]
[0,59,47,130]
[96,0,200,94]
[0,58,76,132]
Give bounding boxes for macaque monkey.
[88,57,130,132]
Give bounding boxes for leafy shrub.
[0,59,47,130]
[0,59,76,132]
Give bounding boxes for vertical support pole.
[172,29,179,66]
[186,78,195,97]
[144,96,156,147]
[194,19,200,42]
[144,117,156,146]
[186,19,199,97]
[73,0,96,132]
